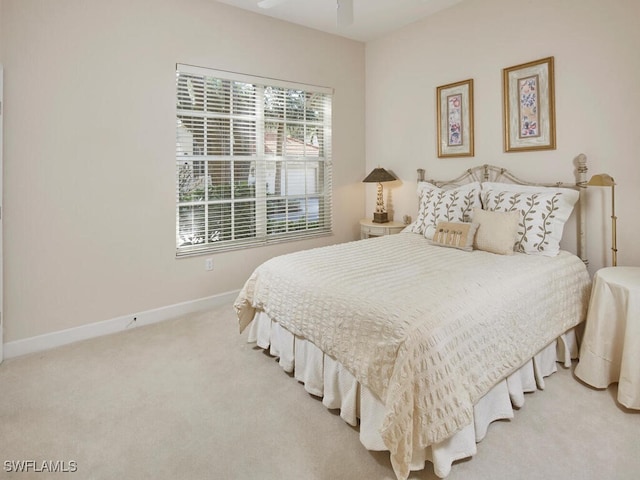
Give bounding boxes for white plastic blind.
[176,64,333,256]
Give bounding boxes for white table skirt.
[576,266,640,409]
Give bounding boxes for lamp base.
[372,212,389,223]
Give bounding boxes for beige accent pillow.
[472,208,520,255]
[430,221,479,252]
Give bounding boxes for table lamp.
[588,173,617,266]
[363,167,396,223]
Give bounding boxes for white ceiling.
[216,0,464,42]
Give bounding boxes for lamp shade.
[363,167,396,183]
[587,173,616,187]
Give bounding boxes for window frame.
[175,64,333,257]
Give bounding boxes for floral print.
[447,94,463,146]
[519,75,539,138]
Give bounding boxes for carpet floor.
[1,301,638,479]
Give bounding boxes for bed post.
[576,153,588,266]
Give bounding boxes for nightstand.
[360,219,405,239]
[575,266,640,409]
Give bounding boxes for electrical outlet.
[205,258,214,271]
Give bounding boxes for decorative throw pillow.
[481,182,579,256]
[472,208,520,255]
[430,221,479,252]
[405,182,481,239]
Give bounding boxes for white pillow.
[472,208,520,255]
[481,182,579,256]
[405,182,481,240]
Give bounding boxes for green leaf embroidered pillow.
[480,182,579,256]
[405,182,481,240]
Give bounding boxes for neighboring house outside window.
[176,64,333,256]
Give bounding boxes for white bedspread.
[234,233,591,479]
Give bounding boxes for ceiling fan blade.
[336,0,353,27]
[257,0,289,9]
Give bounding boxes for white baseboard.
[3,290,240,359]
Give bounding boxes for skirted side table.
[575,266,640,409]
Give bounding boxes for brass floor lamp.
[587,173,617,266]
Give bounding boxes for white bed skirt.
[246,311,578,478]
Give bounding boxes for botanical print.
[447,93,463,146]
[437,79,473,157]
[518,75,540,138]
[503,57,555,152]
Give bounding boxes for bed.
[234,155,592,479]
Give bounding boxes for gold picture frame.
[503,56,556,152]
[437,79,474,158]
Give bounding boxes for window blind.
[176,64,333,256]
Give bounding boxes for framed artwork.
[503,56,556,152]
[436,79,474,158]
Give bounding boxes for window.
[176,64,333,256]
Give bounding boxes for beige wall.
[1,0,366,342]
[5,0,639,344]
[366,0,640,273]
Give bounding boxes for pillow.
[430,221,479,252]
[405,181,481,240]
[481,182,579,256]
[472,208,520,255]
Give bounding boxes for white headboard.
[417,154,588,264]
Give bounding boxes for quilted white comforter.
[234,233,591,479]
